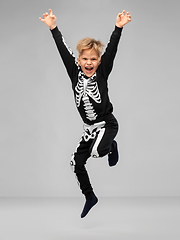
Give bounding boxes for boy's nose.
[87,59,92,64]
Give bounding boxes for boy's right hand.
[39,9,57,30]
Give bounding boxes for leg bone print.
[75,72,101,121]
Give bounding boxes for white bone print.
[75,72,101,121]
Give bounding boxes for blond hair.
[76,37,104,57]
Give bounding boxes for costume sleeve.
[100,26,123,78]
[50,26,78,81]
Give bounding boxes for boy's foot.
[81,193,98,218]
[108,140,119,167]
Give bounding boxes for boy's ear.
[77,57,80,66]
[98,59,101,65]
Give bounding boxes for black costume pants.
[70,114,119,195]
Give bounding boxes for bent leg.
[90,114,119,158]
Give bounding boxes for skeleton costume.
[51,25,123,195]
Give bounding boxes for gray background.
[0,0,179,197]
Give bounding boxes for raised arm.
[100,10,131,78]
[39,9,77,81]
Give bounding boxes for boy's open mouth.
[85,67,93,72]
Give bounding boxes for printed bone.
[75,71,102,121]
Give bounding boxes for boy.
[39,9,131,218]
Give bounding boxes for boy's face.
[77,49,101,77]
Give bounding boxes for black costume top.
[51,26,123,125]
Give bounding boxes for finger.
[119,10,125,16]
[39,17,45,22]
[118,12,123,17]
[126,12,129,16]
[45,12,49,16]
[49,9,53,16]
[43,13,46,18]
[49,14,55,19]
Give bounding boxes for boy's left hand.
[116,10,131,28]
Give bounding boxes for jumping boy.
[39,9,131,218]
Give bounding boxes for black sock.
[108,140,119,167]
[81,192,98,218]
